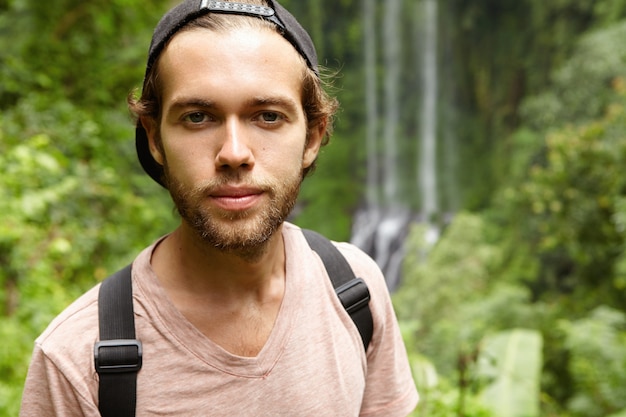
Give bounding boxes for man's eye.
[260,112,281,123]
[184,112,207,123]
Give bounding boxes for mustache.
[165,170,272,199]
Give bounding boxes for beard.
[163,162,303,259]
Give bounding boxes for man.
[20,0,418,415]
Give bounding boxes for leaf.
[478,329,543,417]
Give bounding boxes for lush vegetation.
[1,0,626,416]
[396,4,626,416]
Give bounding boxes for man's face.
[143,26,324,253]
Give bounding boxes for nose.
[215,118,255,171]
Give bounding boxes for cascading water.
[418,0,440,245]
[363,0,378,210]
[382,0,401,204]
[352,0,382,254]
[352,0,442,289]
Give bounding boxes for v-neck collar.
[133,227,303,378]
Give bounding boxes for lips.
[209,186,264,211]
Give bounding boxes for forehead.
[157,25,306,98]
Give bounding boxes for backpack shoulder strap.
[95,264,141,417]
[302,229,373,350]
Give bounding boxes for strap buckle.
[335,278,370,314]
[94,339,143,374]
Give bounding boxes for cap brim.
[135,122,167,188]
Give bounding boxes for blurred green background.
[2,0,626,415]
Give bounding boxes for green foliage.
[395,14,626,417]
[560,306,626,416]
[0,0,176,413]
[400,321,494,417]
[497,92,626,310]
[395,215,538,370]
[521,21,626,129]
[296,130,362,241]
[0,0,166,109]
[0,93,177,415]
[410,378,494,417]
[489,89,626,407]
[452,0,626,209]
[396,216,546,415]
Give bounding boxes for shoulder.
[283,223,392,328]
[25,283,102,410]
[283,222,387,295]
[34,283,101,384]
[331,241,394,329]
[37,284,101,350]
[324,238,419,414]
[35,240,161,359]
[283,223,380,273]
[334,241,384,282]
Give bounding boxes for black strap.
[95,264,142,417]
[302,229,373,350]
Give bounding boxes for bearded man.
[20,1,418,415]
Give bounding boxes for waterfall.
[352,0,442,289]
[352,0,382,254]
[419,0,438,222]
[363,0,378,211]
[418,0,440,245]
[382,0,401,203]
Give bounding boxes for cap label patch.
[201,0,276,18]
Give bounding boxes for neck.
[151,222,286,299]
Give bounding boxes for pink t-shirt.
[20,223,418,416]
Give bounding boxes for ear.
[141,116,164,165]
[302,119,327,169]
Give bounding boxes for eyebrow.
[245,96,300,114]
[167,98,216,112]
[166,96,301,115]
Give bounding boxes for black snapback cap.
[136,0,319,187]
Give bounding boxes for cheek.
[270,142,307,173]
[162,142,213,183]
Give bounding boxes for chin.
[193,214,283,256]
